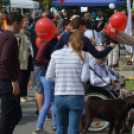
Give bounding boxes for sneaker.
[50,126,57,134]
[35,110,39,116]
[32,128,48,134]
[26,97,34,101]
[45,114,52,121]
[20,97,27,103]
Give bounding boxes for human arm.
[103,28,134,46]
[36,41,49,66]
[81,53,90,82]
[83,37,115,59]
[12,81,20,96]
[112,29,134,46]
[54,34,64,50]
[46,54,56,82]
[108,70,121,89]
[1,38,18,82]
[90,70,111,87]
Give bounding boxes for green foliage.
[33,0,52,10]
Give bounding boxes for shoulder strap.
[89,65,108,86]
[92,30,95,39]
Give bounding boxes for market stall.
[52,0,125,7]
[10,0,40,16]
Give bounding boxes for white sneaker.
[26,97,34,101]
[20,97,27,103]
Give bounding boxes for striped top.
[46,46,90,95]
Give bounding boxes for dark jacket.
[31,31,42,67]
[36,37,58,76]
[54,32,112,59]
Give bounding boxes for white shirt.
[85,30,101,62]
[84,29,101,46]
[89,59,117,90]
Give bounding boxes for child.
[62,19,71,34]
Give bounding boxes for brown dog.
[82,96,134,134]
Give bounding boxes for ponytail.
[69,30,84,61]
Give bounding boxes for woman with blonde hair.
[46,30,90,134]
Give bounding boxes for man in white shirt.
[89,46,132,97]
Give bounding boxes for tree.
[33,0,53,10]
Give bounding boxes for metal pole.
[9,0,11,12]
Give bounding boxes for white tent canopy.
[11,0,40,9]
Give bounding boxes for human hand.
[102,30,110,37]
[89,38,96,44]
[111,80,116,89]
[114,83,121,89]
[97,21,103,28]
[12,81,20,96]
[111,28,119,34]
[109,42,115,49]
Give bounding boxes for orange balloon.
[35,18,56,41]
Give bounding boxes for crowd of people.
[0,8,134,134]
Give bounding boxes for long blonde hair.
[69,30,84,61]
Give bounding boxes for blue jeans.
[37,77,56,128]
[97,32,105,45]
[55,95,84,134]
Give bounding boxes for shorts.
[34,66,44,95]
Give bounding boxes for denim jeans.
[97,32,105,45]
[0,80,22,134]
[34,66,44,95]
[55,95,84,134]
[37,77,56,128]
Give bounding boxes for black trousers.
[18,56,33,97]
[18,69,31,97]
[0,80,22,134]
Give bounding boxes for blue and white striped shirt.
[46,46,90,95]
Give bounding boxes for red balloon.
[120,27,125,32]
[106,24,118,37]
[35,18,56,41]
[59,0,64,3]
[110,12,127,30]
[36,38,42,49]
